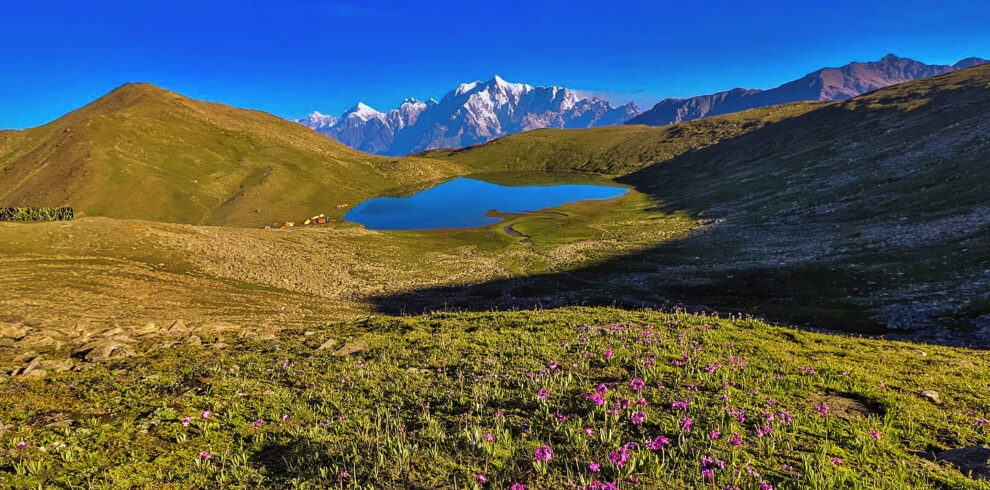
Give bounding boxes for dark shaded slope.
[374,65,990,346]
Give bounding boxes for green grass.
[2,308,988,488]
[0,207,73,222]
[419,102,823,176]
[0,84,468,227]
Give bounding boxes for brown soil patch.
[808,393,880,420]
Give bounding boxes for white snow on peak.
[346,102,384,121]
[455,81,480,96]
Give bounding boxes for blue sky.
[1,0,987,129]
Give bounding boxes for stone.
[0,322,28,339]
[72,338,137,362]
[166,320,187,334]
[15,356,43,377]
[15,333,58,348]
[937,445,990,478]
[920,390,941,404]
[184,335,203,346]
[333,341,368,357]
[133,322,158,336]
[317,338,338,351]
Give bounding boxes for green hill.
[0,83,465,226]
[418,101,823,175]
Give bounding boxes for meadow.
[2,308,988,488]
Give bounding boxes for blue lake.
[344,177,630,230]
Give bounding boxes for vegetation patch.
[1,308,988,488]
[0,207,73,222]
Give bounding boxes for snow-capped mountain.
[300,75,640,156]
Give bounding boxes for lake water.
[345,177,629,230]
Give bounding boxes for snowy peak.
[300,110,337,130]
[344,102,385,121]
[300,76,641,156]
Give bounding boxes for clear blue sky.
[1,0,987,129]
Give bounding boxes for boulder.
[920,390,941,404]
[937,445,990,478]
[333,341,368,356]
[317,338,338,351]
[0,322,28,339]
[166,320,187,335]
[72,338,137,362]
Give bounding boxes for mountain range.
[627,54,987,126]
[299,76,640,156]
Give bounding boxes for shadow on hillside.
[367,71,990,347]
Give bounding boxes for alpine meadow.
[0,1,988,488]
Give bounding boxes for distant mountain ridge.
[300,75,640,156]
[627,54,987,126]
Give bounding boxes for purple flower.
[511,484,525,490]
[648,435,671,450]
[181,416,192,427]
[199,451,212,459]
[681,417,693,432]
[630,378,645,391]
[585,427,595,436]
[869,429,883,441]
[800,366,815,375]
[200,411,213,419]
[537,388,550,400]
[710,429,720,440]
[672,399,689,411]
[474,473,488,483]
[281,414,290,421]
[253,419,265,429]
[976,418,989,427]
[728,432,743,447]
[534,445,553,462]
[831,457,843,465]
[589,460,601,472]
[817,403,830,416]
[609,446,629,466]
[16,441,27,449]
[605,349,614,359]
[630,411,646,425]
[485,432,494,442]
[760,483,773,490]
[701,469,715,480]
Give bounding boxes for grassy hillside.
[2,308,989,488]
[418,102,823,175]
[0,84,465,226]
[378,65,990,344]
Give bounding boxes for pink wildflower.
[534,445,553,462]
[589,460,601,472]
[537,388,551,400]
[630,378,645,391]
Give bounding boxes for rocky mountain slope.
[0,84,465,226]
[301,76,640,155]
[627,54,986,126]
